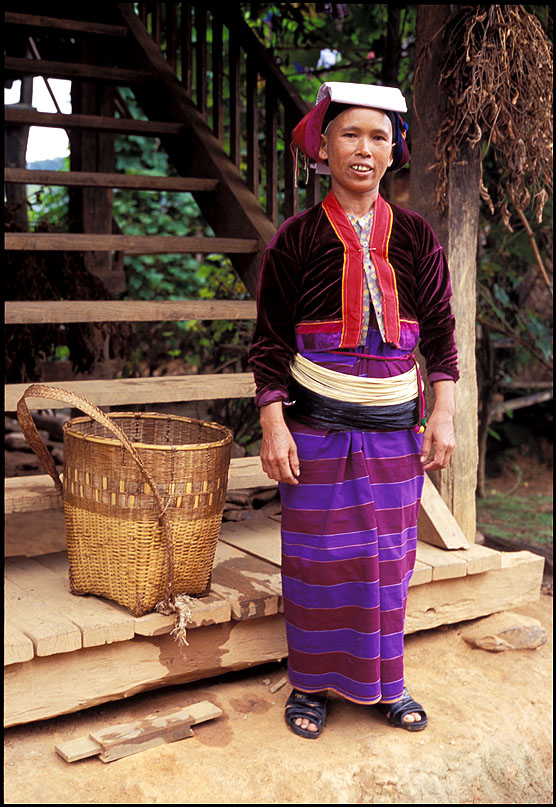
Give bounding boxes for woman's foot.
[285,689,328,738]
[375,688,428,731]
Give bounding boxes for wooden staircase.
[4,4,545,727]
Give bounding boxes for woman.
[249,82,458,738]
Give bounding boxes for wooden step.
[4,11,128,37]
[5,299,256,325]
[5,108,184,136]
[5,456,273,516]
[4,233,260,255]
[5,372,256,412]
[5,56,154,85]
[4,168,219,193]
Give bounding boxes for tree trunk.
[410,5,481,542]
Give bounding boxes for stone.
[461,611,548,652]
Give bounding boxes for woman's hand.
[259,402,300,485]
[420,380,456,471]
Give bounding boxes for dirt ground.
[4,456,553,805]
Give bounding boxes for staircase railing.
[134,2,322,226]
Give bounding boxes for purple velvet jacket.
[249,191,459,407]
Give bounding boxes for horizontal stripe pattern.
[280,407,423,704]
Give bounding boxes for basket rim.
[63,411,233,451]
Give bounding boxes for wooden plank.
[5,554,136,649]
[92,711,194,763]
[448,543,501,575]
[4,168,219,193]
[408,560,432,587]
[55,736,102,763]
[133,592,231,637]
[219,517,281,566]
[4,617,35,665]
[5,299,256,324]
[3,576,82,657]
[5,372,256,411]
[210,541,282,620]
[5,56,155,85]
[5,456,269,515]
[4,12,128,37]
[405,550,544,634]
[4,108,184,136]
[4,233,260,255]
[418,474,471,550]
[5,475,63,514]
[118,3,276,298]
[87,701,223,762]
[228,456,275,491]
[415,540,468,581]
[4,614,288,727]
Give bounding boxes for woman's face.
[318,106,394,201]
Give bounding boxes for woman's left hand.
[420,380,456,471]
[420,410,455,470]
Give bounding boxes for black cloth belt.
[287,377,419,432]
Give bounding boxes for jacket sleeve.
[248,240,301,407]
[415,239,460,383]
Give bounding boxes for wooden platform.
[4,514,545,728]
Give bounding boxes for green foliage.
[477,492,553,545]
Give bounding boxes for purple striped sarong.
[279,346,424,705]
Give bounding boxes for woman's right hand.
[259,402,300,485]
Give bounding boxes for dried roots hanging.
[431,5,553,230]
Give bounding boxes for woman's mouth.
[350,164,372,173]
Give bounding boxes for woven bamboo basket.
[17,384,233,617]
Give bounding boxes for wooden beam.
[3,551,544,727]
[3,614,288,727]
[5,373,255,412]
[4,108,184,137]
[4,11,128,37]
[418,474,471,550]
[5,299,256,324]
[4,233,259,255]
[5,56,154,85]
[410,6,481,543]
[4,168,219,193]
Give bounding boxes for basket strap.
[16,384,177,607]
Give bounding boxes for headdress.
[291,82,410,181]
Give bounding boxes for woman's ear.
[388,143,396,168]
[318,134,328,162]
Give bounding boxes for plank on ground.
[57,701,223,763]
[5,554,136,650]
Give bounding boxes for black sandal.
[285,688,328,739]
[375,687,428,731]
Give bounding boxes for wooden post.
[410,5,481,543]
